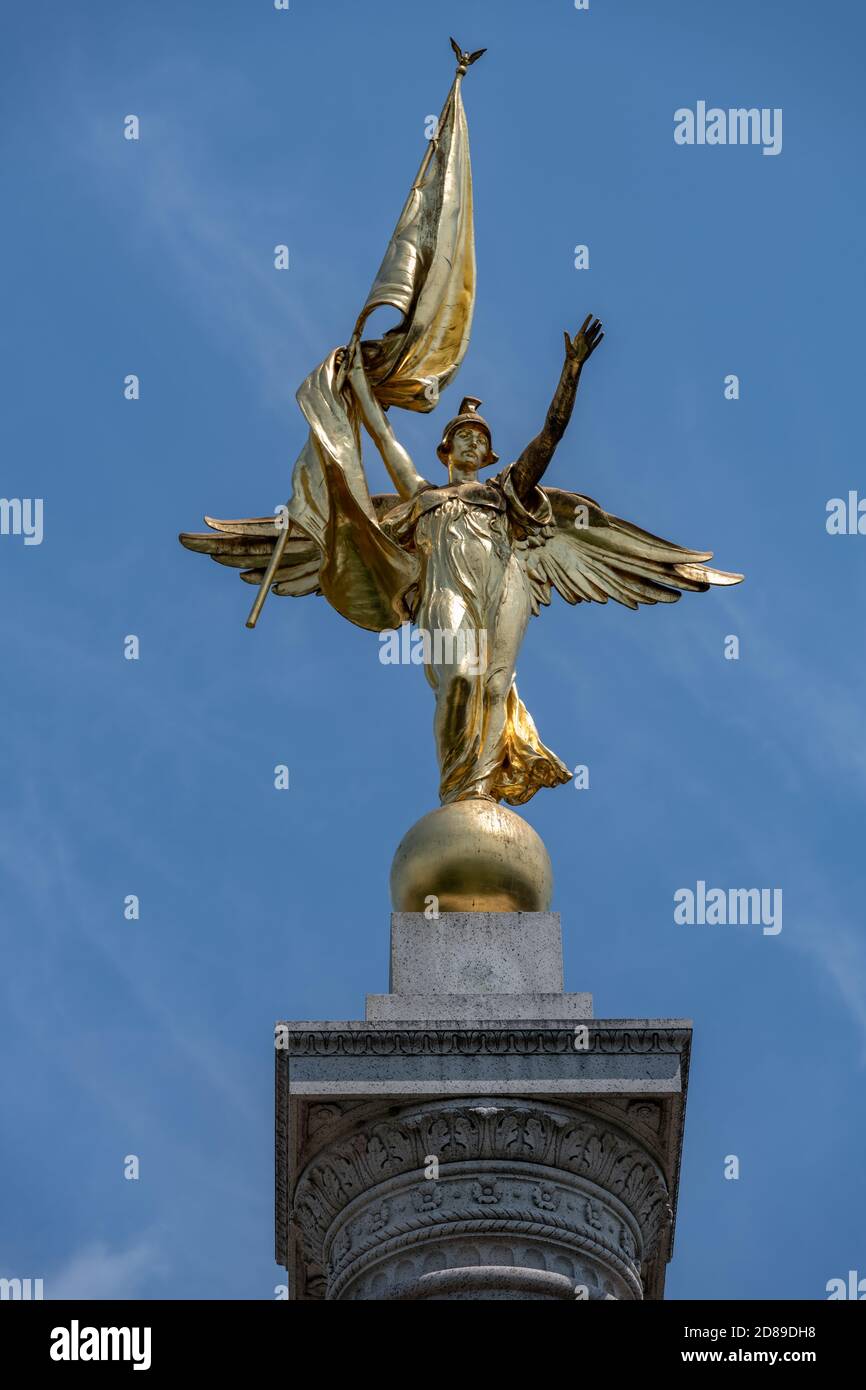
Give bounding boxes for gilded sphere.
[390,799,553,913]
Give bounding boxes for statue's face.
[449,423,490,470]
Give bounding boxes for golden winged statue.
[180,40,742,814]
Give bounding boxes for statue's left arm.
[510,315,604,505]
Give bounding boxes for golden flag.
[263,49,480,631]
[355,73,476,411]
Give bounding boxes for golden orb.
[390,799,553,913]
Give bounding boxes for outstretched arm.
[510,315,604,504]
[342,341,427,500]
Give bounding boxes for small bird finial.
[449,36,486,76]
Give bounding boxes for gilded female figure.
[342,316,605,805]
[181,316,739,810]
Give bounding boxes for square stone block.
[365,991,593,1022]
[390,911,564,994]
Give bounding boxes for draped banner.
[280,71,476,630]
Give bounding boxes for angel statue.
[182,310,739,809]
[180,40,741,887]
[338,318,730,807]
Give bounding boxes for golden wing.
[178,494,403,600]
[519,487,743,615]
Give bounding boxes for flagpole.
[244,326,362,631]
[245,38,484,631]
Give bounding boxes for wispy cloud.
[47,1238,165,1300]
[0,785,259,1125]
[618,595,866,1052]
[67,57,330,413]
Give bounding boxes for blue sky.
[1,0,864,1300]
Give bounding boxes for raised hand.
[337,337,375,409]
[564,314,604,370]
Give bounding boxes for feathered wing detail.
[517,486,744,616]
[179,515,322,597]
[178,494,403,601]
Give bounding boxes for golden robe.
[380,466,572,804]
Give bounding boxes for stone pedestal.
[276,912,691,1300]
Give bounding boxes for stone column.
[276,912,690,1301]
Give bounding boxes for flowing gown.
[383,468,572,804]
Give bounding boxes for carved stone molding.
[291,1098,670,1300]
[283,1025,690,1058]
[275,1016,691,1298]
[328,1164,643,1300]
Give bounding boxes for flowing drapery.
[283,75,476,630]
